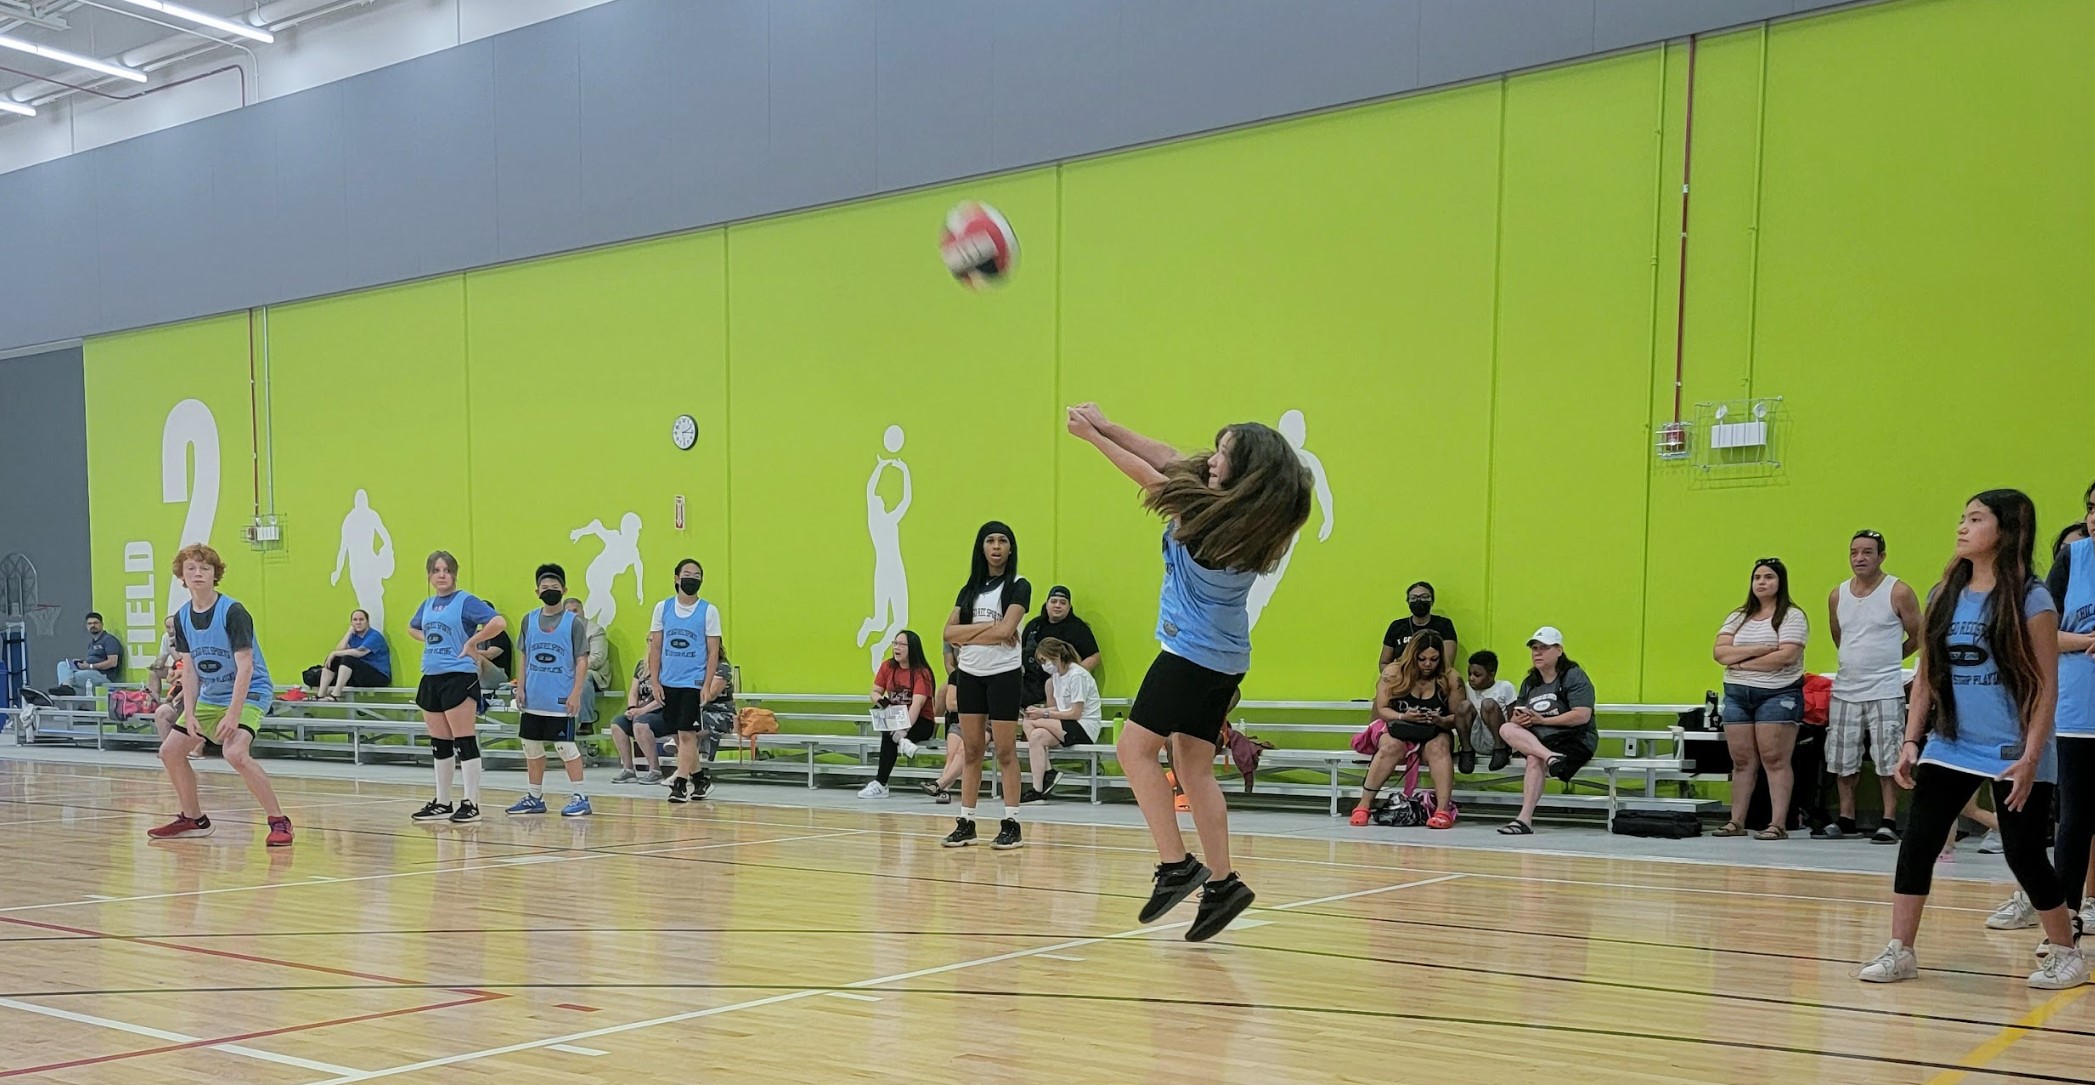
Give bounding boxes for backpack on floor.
[1368,747,1438,827]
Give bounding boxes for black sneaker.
[1872,822,1899,845]
[411,799,454,822]
[941,818,977,847]
[1139,856,1211,923]
[667,776,690,804]
[1456,748,1477,775]
[1185,874,1257,942]
[1810,822,1834,839]
[992,818,1023,850]
[1021,786,1046,804]
[1487,747,1511,772]
[690,770,713,800]
[448,800,481,824]
[1041,768,1062,793]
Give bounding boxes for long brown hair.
[1390,630,1459,701]
[1142,422,1311,573]
[1922,489,2042,740]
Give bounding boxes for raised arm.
[1068,405,1170,491]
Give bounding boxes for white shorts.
[1827,696,1903,777]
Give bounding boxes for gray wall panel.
[1419,0,1596,88]
[873,0,996,192]
[765,2,879,212]
[0,0,1878,351]
[0,346,92,695]
[493,17,585,262]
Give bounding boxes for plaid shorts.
[1827,696,1903,776]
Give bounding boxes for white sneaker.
[2028,946,2090,990]
[2036,913,2083,961]
[896,738,919,759]
[1857,940,1919,983]
[1987,891,2040,930]
[857,781,890,799]
[1977,829,2004,854]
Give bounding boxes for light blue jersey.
[1920,582,2057,781]
[1155,528,1255,675]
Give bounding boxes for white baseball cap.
[1527,626,1565,647]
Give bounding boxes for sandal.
[1755,826,1789,840]
[1497,820,1533,835]
[1426,809,1457,830]
[1712,822,1747,837]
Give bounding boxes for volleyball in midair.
[939,201,1018,289]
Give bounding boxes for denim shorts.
[1720,681,1804,725]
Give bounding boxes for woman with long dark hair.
[1711,557,1810,839]
[940,522,1032,849]
[1067,404,1311,941]
[862,630,937,799]
[1859,490,2085,988]
[1349,630,1463,828]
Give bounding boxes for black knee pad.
[454,734,481,762]
[430,737,456,760]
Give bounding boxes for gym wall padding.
[81,0,2095,703]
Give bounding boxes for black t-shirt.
[171,599,256,654]
[1021,613,1100,703]
[1518,664,1599,748]
[1382,614,1458,658]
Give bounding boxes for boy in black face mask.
[507,565,592,816]
[648,558,727,804]
[1380,582,1467,768]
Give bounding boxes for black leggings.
[875,717,937,784]
[2056,739,2095,912]
[1894,762,2064,907]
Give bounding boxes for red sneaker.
[265,816,293,847]
[147,813,213,839]
[1348,804,1372,827]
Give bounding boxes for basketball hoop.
[25,604,59,638]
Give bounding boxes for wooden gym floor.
[0,757,2089,1085]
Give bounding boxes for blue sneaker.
[505,794,547,816]
[560,794,592,818]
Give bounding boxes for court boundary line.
[0,995,362,1076]
[298,873,1467,1084]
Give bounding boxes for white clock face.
[671,414,697,451]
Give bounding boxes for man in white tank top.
[1826,530,1923,843]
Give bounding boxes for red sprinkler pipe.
[1670,34,1700,423]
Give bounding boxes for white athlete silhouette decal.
[570,512,646,629]
[329,488,396,629]
[856,425,914,672]
[1246,409,1334,630]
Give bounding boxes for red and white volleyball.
[939,201,1018,289]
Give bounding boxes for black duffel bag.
[1611,810,1703,838]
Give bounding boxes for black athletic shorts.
[1060,720,1094,747]
[1128,649,1243,746]
[954,669,1022,720]
[519,712,577,743]
[415,671,480,713]
[1536,726,1598,780]
[1383,720,1446,745]
[662,686,706,733]
[943,710,961,737]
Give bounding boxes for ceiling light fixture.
[0,34,149,82]
[0,99,34,117]
[113,0,274,44]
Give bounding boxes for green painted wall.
[81,0,2095,709]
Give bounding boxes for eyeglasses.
[1755,557,1785,568]
[1854,531,1884,543]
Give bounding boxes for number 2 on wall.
[162,398,220,613]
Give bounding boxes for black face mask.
[678,577,702,596]
[1408,598,1433,618]
[539,588,563,607]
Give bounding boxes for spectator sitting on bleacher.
[862,631,938,799]
[472,623,514,709]
[53,611,124,694]
[1020,586,1101,709]
[565,597,612,726]
[1349,631,1462,828]
[147,614,177,699]
[149,659,203,760]
[307,609,393,700]
[1495,627,1598,835]
[608,659,666,783]
[1021,637,1102,803]
[1465,650,1517,772]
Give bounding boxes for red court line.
[554,1003,600,1012]
[0,990,501,1079]
[0,914,499,997]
